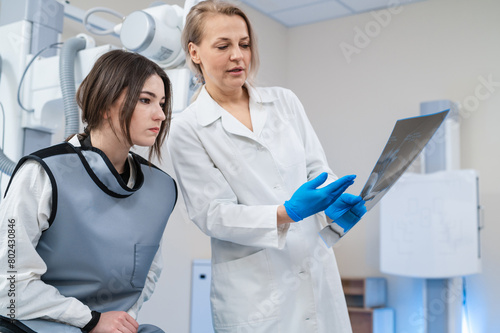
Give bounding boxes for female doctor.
[0,50,176,333]
[167,1,366,332]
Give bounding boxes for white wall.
[61,0,499,332]
[285,0,500,332]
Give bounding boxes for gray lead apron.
[7,141,176,332]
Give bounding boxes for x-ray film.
[360,109,449,211]
[319,109,450,247]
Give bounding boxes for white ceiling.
[238,0,425,27]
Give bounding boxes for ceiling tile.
[272,1,353,27]
[343,0,423,12]
[239,0,426,27]
[241,0,321,14]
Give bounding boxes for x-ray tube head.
[119,4,184,68]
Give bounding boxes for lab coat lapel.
[196,85,255,140]
[195,85,275,141]
[220,112,255,139]
[195,87,223,127]
[249,101,267,138]
[249,86,277,138]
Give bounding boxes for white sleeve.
[285,89,338,183]
[284,89,342,239]
[0,161,92,328]
[127,240,163,319]
[168,118,287,250]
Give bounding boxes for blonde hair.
[182,0,259,89]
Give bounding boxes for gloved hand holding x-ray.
[319,110,450,247]
[325,193,367,232]
[284,173,356,222]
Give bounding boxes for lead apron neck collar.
[73,138,144,198]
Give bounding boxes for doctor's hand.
[91,311,139,333]
[325,193,367,232]
[284,172,356,222]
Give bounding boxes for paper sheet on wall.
[379,170,480,278]
[319,109,450,247]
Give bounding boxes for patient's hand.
[91,311,139,333]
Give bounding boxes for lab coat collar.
[195,84,278,128]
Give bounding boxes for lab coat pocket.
[211,249,279,329]
[131,244,159,288]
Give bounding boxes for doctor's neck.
[205,84,249,108]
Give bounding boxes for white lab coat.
[168,85,352,333]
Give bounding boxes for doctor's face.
[190,14,252,95]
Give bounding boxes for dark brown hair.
[76,49,172,161]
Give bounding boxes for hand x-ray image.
[360,109,450,211]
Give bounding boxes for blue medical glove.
[284,173,356,222]
[325,193,367,232]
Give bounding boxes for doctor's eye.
[139,98,151,104]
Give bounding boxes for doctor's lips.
[149,127,160,133]
[228,66,244,74]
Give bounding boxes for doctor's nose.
[230,47,243,61]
